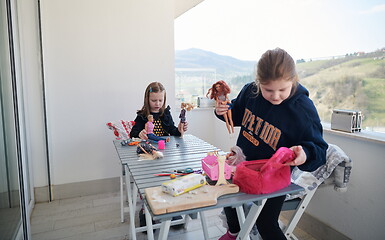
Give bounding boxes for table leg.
[144,205,154,240]
[236,205,246,223]
[235,206,250,240]
[120,165,124,223]
[124,165,136,240]
[283,189,316,239]
[158,219,171,240]
[199,211,209,240]
[132,184,138,217]
[237,199,267,240]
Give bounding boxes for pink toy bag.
[233,147,295,194]
[202,154,232,181]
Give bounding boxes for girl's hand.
[178,122,188,133]
[286,145,306,167]
[215,101,229,116]
[139,129,148,140]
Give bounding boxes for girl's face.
[148,91,165,113]
[260,78,293,105]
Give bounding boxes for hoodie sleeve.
[296,99,328,172]
[130,114,146,138]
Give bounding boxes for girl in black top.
[130,82,188,139]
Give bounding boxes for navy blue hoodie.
[217,82,327,172]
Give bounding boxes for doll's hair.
[181,102,195,111]
[254,48,299,97]
[206,80,231,100]
[138,82,166,117]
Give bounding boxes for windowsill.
[175,108,385,145]
[322,122,385,145]
[175,106,215,111]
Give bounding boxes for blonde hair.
[138,82,166,117]
[254,48,298,97]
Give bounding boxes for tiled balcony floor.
[30,191,316,240]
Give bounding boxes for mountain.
[175,48,255,75]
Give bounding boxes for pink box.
[201,155,232,180]
[158,140,165,149]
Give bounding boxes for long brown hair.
[138,82,166,116]
[206,80,231,100]
[255,48,299,97]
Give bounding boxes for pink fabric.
[145,122,154,134]
[233,147,295,194]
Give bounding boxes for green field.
[298,54,385,128]
[175,50,385,130]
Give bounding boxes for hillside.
[298,54,385,127]
[175,48,385,129]
[175,48,255,76]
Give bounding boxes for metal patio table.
[113,134,303,240]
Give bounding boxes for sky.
[174,0,385,61]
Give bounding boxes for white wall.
[308,131,385,240]
[39,0,175,185]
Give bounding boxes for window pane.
[175,1,385,133]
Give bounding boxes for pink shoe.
[218,230,238,240]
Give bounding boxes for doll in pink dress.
[145,115,170,142]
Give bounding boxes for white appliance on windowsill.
[331,109,362,133]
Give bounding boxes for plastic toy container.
[201,154,232,180]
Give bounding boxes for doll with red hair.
[207,80,234,134]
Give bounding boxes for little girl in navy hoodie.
[216,48,328,240]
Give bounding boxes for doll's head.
[181,102,195,111]
[206,80,231,100]
[147,114,154,122]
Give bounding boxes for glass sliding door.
[0,9,22,240]
[0,0,31,239]
[0,82,21,239]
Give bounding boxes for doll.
[145,115,170,142]
[136,142,164,160]
[207,80,234,134]
[226,146,246,166]
[179,102,195,136]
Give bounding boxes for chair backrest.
[106,120,135,140]
[288,143,352,199]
